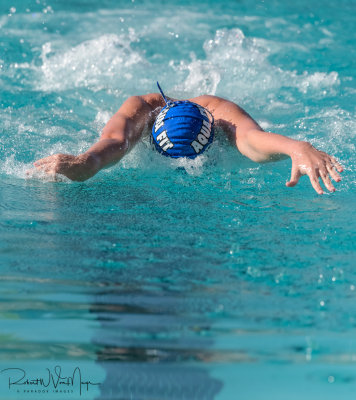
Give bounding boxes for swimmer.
[32,83,343,194]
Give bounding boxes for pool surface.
[0,0,355,399]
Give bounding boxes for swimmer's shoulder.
[188,94,228,110]
[140,93,166,108]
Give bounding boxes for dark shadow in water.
[90,288,223,400]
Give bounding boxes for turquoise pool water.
[0,0,355,399]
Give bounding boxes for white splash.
[38,33,145,91]
[174,28,340,101]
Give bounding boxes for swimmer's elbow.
[237,143,270,163]
[236,129,291,163]
[235,130,270,163]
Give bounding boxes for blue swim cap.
[151,82,214,158]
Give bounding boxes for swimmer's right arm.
[32,94,164,181]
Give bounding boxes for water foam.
[1,154,32,179]
[38,33,144,91]
[295,107,356,168]
[175,28,340,101]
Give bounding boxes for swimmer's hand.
[286,142,343,195]
[32,153,100,181]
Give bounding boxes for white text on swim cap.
[156,130,174,151]
[154,105,173,133]
[191,119,211,154]
[196,104,209,119]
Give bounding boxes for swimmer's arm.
[194,95,343,194]
[32,94,163,181]
[237,128,344,193]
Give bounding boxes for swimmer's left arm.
[196,95,343,194]
[240,128,343,194]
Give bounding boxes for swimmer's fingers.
[326,163,341,183]
[329,156,344,173]
[307,171,324,195]
[317,152,343,178]
[286,164,302,187]
[318,167,335,193]
[33,154,63,167]
[319,154,343,191]
[33,158,46,167]
[33,156,51,166]
[307,162,337,194]
[33,160,56,173]
[34,163,58,178]
[325,154,343,181]
[292,146,344,194]
[31,155,63,178]
[33,154,75,174]
[26,165,58,181]
[32,154,84,181]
